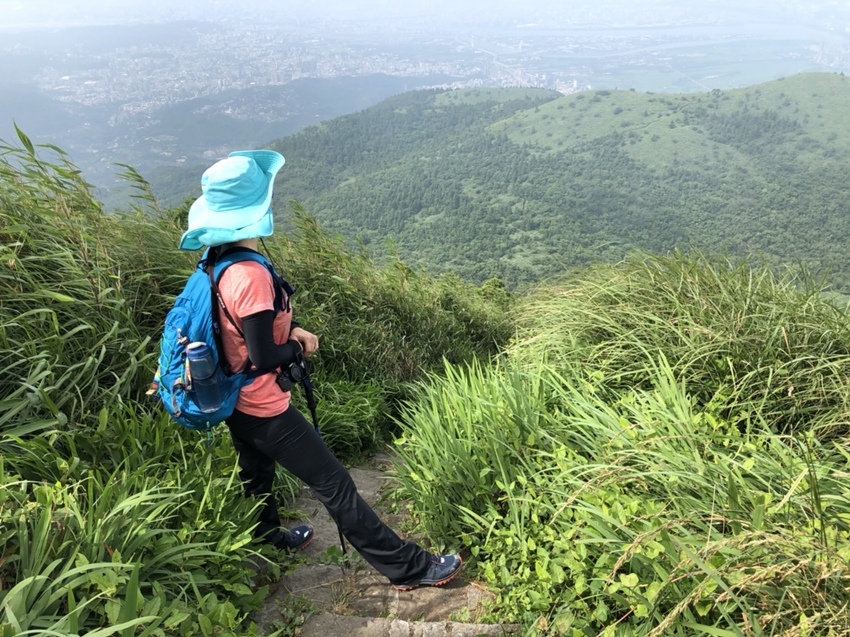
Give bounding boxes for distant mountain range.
[226,72,849,292]
[0,72,457,205]
[139,73,460,202]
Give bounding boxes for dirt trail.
[250,453,519,636]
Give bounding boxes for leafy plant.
[394,253,850,635]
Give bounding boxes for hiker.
[177,149,462,591]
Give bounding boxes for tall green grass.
[1,132,510,634]
[243,202,512,453]
[510,252,850,435]
[274,206,509,372]
[394,253,850,635]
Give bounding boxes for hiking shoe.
[263,524,315,551]
[392,554,462,591]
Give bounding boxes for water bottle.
[186,342,221,413]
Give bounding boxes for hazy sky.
[2,0,844,31]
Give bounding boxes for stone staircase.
[251,456,519,637]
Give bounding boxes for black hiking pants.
[226,406,431,583]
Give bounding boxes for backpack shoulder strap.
[213,247,288,314]
[210,247,282,322]
[207,247,272,336]
[204,247,278,378]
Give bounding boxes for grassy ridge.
[0,135,509,635]
[394,252,850,635]
[267,73,850,291]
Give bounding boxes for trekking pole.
[294,352,348,561]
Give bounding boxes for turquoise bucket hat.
[178,149,285,251]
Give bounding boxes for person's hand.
[289,327,319,357]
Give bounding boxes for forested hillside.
[268,73,850,290]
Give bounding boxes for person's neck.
[228,238,259,251]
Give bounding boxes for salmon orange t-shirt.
[218,260,292,417]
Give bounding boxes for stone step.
[250,453,518,636]
[299,613,521,637]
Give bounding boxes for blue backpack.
[148,247,284,431]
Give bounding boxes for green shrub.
[394,253,850,635]
[510,251,850,436]
[0,405,272,636]
[395,358,850,635]
[269,204,511,386]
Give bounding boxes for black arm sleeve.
[240,310,302,370]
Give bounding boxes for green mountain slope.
[268,73,850,290]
